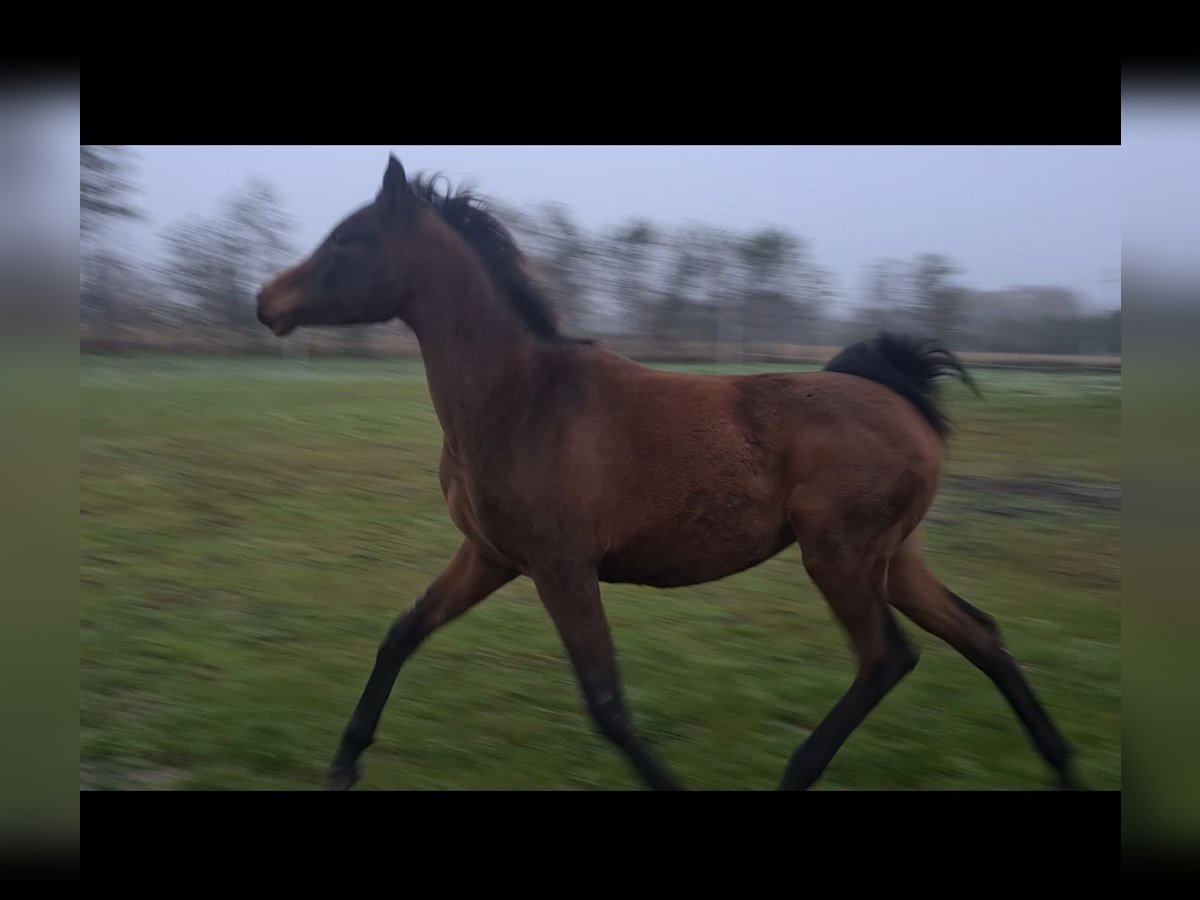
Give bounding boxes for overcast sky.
[118,144,1125,312]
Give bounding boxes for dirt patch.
[943,475,1121,513]
[80,761,184,791]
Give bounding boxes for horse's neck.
[407,249,540,454]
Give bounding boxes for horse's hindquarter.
[587,366,944,587]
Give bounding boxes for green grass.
[80,354,1120,790]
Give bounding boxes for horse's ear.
[378,154,409,215]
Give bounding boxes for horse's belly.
[597,506,795,588]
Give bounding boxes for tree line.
[80,147,1119,358]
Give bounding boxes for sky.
[119,144,1125,313]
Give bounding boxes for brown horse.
[256,155,1080,791]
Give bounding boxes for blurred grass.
[80,354,1120,790]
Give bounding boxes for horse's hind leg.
[886,532,1080,789]
[778,529,920,790]
[329,540,517,790]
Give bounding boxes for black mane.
[411,174,580,342]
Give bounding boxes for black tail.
[824,332,979,440]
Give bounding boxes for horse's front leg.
[531,560,683,790]
[329,540,517,790]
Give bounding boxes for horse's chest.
[440,461,531,564]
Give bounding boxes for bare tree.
[163,214,244,328]
[162,177,296,337]
[910,253,964,342]
[80,146,145,337]
[605,219,657,336]
[228,178,296,298]
[81,146,142,235]
[732,228,827,349]
[504,202,595,333]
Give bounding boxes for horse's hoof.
[328,763,360,791]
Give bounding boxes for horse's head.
[257,154,422,337]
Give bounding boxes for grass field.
[80,355,1120,790]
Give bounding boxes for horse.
[255,154,1080,791]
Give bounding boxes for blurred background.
[80,145,1121,364]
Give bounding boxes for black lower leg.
[585,684,682,791]
[329,607,429,789]
[534,566,683,791]
[948,591,1080,789]
[779,609,918,791]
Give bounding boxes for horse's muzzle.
[256,294,290,335]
